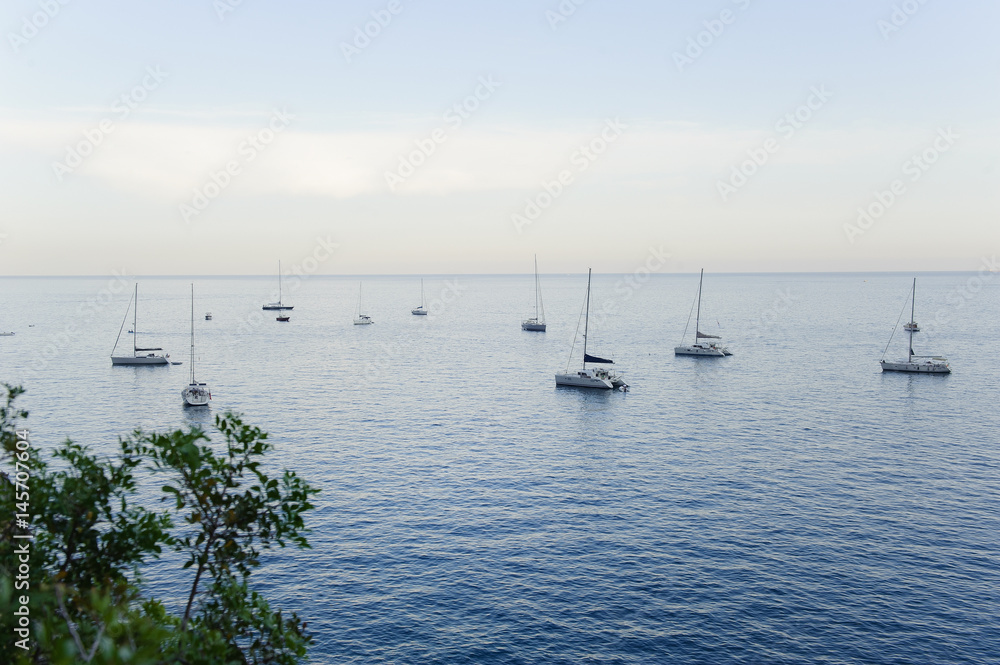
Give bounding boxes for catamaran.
[880,278,950,373]
[675,269,731,357]
[182,284,211,407]
[522,255,546,332]
[555,269,628,390]
[411,279,428,315]
[111,284,173,366]
[354,282,373,325]
[262,261,293,310]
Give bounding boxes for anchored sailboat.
[880,278,950,373]
[182,284,211,407]
[262,261,293,310]
[111,284,172,366]
[354,282,373,325]
[675,269,731,357]
[411,279,428,315]
[555,269,628,390]
[522,255,546,332]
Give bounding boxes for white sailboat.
[182,284,211,407]
[675,269,731,357]
[522,255,546,332]
[354,282,373,325]
[111,284,172,366]
[411,278,428,315]
[262,261,294,311]
[880,278,950,374]
[555,269,628,390]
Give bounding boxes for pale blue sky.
[1,0,997,275]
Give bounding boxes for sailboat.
[555,269,628,390]
[521,255,546,332]
[262,261,294,310]
[182,284,211,407]
[675,269,731,357]
[880,278,950,373]
[111,284,172,366]
[411,279,428,315]
[354,282,373,325]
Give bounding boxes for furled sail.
[584,353,614,364]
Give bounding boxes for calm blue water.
[2,272,998,664]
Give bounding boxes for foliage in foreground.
[0,384,319,664]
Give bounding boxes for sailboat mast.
[534,255,539,320]
[421,278,424,307]
[190,283,195,383]
[133,284,137,356]
[278,261,282,305]
[583,268,592,368]
[909,277,916,362]
[694,269,704,343]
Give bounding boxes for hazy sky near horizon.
[1,0,997,276]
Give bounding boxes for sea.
[1,272,998,664]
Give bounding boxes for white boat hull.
[555,371,613,389]
[674,344,730,357]
[880,359,950,373]
[354,316,373,325]
[112,355,170,366]
[522,320,546,332]
[412,308,428,316]
[182,383,211,406]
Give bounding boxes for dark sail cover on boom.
[696,331,721,339]
[584,353,614,364]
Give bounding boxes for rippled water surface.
[2,273,998,664]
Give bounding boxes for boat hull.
[112,355,170,366]
[182,383,211,407]
[411,309,428,316]
[555,372,613,389]
[880,360,950,373]
[522,321,546,332]
[354,316,373,325]
[674,344,729,357]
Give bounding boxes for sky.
[0,0,997,276]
